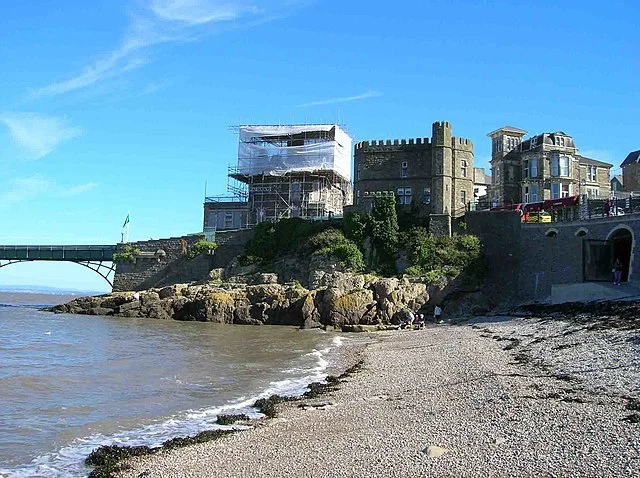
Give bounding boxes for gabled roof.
[621,150,640,167]
[612,175,623,185]
[576,155,613,168]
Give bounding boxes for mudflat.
[118,315,640,478]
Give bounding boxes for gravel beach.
[117,315,640,478]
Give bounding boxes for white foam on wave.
[1,334,348,478]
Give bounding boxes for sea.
[0,290,346,477]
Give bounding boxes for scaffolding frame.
[226,167,351,225]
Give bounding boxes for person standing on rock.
[613,258,623,285]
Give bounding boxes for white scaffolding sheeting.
[237,125,352,181]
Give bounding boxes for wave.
[0,335,348,478]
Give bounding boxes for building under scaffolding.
[204,124,352,234]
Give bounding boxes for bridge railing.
[0,245,117,261]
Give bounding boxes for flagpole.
[126,211,130,243]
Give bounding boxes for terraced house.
[488,126,612,206]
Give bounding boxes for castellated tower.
[430,121,453,215]
[350,121,473,237]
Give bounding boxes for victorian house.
[488,126,612,206]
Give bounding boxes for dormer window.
[531,137,538,147]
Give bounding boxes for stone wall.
[112,229,254,292]
[467,211,640,302]
[113,235,210,292]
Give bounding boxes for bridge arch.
[606,226,634,283]
[0,245,117,289]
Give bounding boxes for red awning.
[522,201,544,212]
[543,195,579,210]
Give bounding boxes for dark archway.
[610,228,632,282]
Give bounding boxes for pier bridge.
[0,245,117,287]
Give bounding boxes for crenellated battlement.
[452,136,474,152]
[355,137,431,150]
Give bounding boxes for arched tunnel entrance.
[610,228,633,282]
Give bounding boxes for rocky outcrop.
[49,272,435,329]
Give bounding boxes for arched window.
[546,229,558,238]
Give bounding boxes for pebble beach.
[117,314,640,478]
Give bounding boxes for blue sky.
[1,0,638,292]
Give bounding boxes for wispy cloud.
[59,182,99,196]
[31,1,308,98]
[0,113,82,159]
[0,176,98,206]
[0,175,52,203]
[297,90,383,108]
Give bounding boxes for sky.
[0,0,638,292]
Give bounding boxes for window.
[561,184,569,198]
[401,162,408,178]
[523,159,529,179]
[461,160,467,178]
[496,167,501,181]
[397,187,412,205]
[551,155,559,177]
[401,161,408,168]
[356,189,361,205]
[524,186,529,203]
[496,139,502,152]
[531,136,538,147]
[588,166,597,182]
[531,185,538,202]
[560,156,569,176]
[460,190,466,206]
[423,187,431,204]
[224,212,233,229]
[531,158,538,178]
[551,183,560,199]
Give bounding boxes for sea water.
[0,292,343,477]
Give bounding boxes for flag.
[122,213,130,229]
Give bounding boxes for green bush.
[400,228,482,279]
[112,244,141,263]
[185,240,218,260]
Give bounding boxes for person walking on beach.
[433,305,442,323]
[613,258,623,285]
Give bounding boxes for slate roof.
[576,155,613,168]
[621,150,640,167]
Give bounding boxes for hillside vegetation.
[240,195,483,285]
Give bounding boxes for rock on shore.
[49,272,436,329]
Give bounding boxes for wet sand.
[118,316,640,477]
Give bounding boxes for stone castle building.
[352,121,474,235]
[488,126,612,205]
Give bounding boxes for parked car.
[525,211,552,223]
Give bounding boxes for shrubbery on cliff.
[240,196,483,280]
[242,218,364,272]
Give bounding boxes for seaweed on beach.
[86,444,154,478]
[253,394,299,418]
[86,430,238,477]
[512,301,640,330]
[162,429,235,449]
[216,413,250,425]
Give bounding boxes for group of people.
[401,305,443,329]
